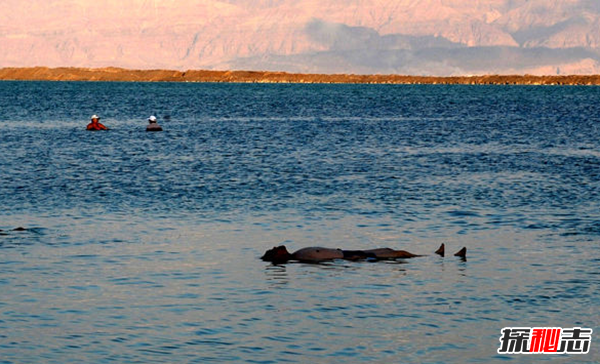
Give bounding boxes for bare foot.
[435,243,445,257]
[454,247,467,258]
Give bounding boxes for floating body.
[261,243,465,264]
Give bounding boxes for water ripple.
[1,82,599,364]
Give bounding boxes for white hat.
[91,115,100,120]
[148,115,157,122]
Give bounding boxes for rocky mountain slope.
[1,0,599,75]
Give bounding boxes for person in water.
[261,243,466,264]
[86,115,109,130]
[146,115,163,131]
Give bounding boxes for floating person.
[86,115,109,130]
[261,244,466,264]
[146,115,163,131]
[1,227,29,235]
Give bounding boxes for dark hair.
[261,246,291,263]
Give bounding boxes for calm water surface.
[0,82,599,363]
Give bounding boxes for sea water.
[0,81,598,363]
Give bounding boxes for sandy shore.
[1,67,600,85]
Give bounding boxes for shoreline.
[1,67,600,85]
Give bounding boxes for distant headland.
[1,67,600,85]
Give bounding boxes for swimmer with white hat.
[146,115,163,131]
[86,114,109,130]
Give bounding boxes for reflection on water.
[264,265,290,288]
[0,82,599,363]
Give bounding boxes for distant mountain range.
[1,0,599,75]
